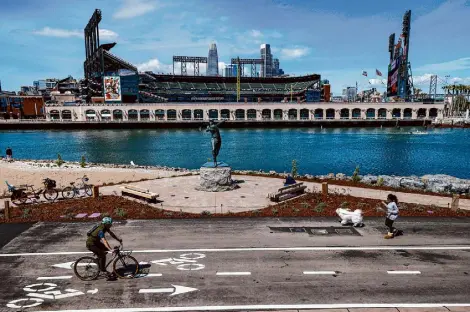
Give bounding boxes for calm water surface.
[1,127,469,178]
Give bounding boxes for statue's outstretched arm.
[217,119,227,126]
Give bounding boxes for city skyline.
[1,0,470,94]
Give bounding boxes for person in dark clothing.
[284,175,297,186]
[86,217,122,279]
[5,147,12,161]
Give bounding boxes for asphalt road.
[1,218,470,312]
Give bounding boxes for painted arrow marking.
[52,262,96,269]
[139,285,198,296]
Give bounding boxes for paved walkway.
[250,308,469,311]
[1,175,469,213]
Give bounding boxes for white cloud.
[250,30,263,38]
[218,61,227,75]
[280,47,309,59]
[99,29,119,41]
[33,27,82,38]
[114,0,158,19]
[32,27,119,41]
[416,57,470,72]
[137,58,173,73]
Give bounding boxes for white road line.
[28,303,470,312]
[3,245,470,257]
[145,273,163,277]
[303,271,337,275]
[139,288,173,294]
[216,272,251,276]
[387,270,421,275]
[36,276,73,280]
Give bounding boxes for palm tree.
[413,88,422,100]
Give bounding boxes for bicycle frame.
[104,244,130,270]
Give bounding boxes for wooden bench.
[268,182,307,202]
[121,185,159,203]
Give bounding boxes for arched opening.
[167,109,177,120]
[262,109,271,120]
[288,109,298,120]
[84,109,96,121]
[182,109,192,120]
[378,108,387,119]
[300,109,309,120]
[366,108,375,119]
[340,108,349,119]
[429,108,438,118]
[326,109,335,119]
[61,110,72,120]
[403,108,412,119]
[101,109,111,121]
[194,109,203,120]
[128,109,138,120]
[209,109,218,120]
[274,109,283,120]
[155,109,165,120]
[352,108,361,119]
[140,109,150,120]
[113,109,123,120]
[314,109,323,119]
[221,109,230,119]
[392,108,401,118]
[417,108,427,119]
[247,109,257,120]
[235,109,245,120]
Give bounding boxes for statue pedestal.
[196,163,239,192]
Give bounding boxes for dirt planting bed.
[1,192,469,224]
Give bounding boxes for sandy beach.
[0,159,193,196]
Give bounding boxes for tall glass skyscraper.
[207,43,219,76]
[260,44,273,77]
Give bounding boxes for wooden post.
[451,194,459,211]
[4,201,10,220]
[322,182,328,196]
[92,186,99,198]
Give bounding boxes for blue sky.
[1,0,470,95]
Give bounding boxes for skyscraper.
[272,58,280,76]
[260,44,273,77]
[207,43,219,76]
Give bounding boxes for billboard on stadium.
[103,76,121,102]
[387,58,400,97]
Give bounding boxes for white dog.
[336,208,364,227]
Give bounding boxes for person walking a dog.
[382,194,401,239]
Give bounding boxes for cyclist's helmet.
[102,217,113,225]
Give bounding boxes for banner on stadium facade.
[103,76,121,102]
[190,97,224,101]
[387,58,400,97]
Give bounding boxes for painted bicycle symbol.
[150,253,206,271]
[6,282,98,309]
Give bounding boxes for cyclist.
[86,217,122,279]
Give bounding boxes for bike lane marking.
[215,272,251,276]
[37,276,73,280]
[387,270,421,275]
[303,271,337,275]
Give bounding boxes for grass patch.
[314,202,326,213]
[22,208,31,219]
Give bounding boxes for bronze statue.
[204,119,226,166]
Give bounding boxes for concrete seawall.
[0,119,431,130]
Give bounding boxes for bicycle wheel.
[11,191,28,205]
[43,189,58,201]
[62,187,75,199]
[73,256,100,281]
[84,185,93,197]
[113,255,139,279]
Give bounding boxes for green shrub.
[164,211,173,217]
[101,212,110,218]
[314,202,326,212]
[271,208,278,215]
[357,202,366,209]
[377,177,384,186]
[300,202,311,209]
[201,210,212,216]
[413,205,424,212]
[252,209,261,216]
[291,159,298,178]
[80,156,86,168]
[352,166,361,183]
[56,154,64,167]
[292,208,300,215]
[340,201,349,208]
[114,208,126,217]
[22,208,31,219]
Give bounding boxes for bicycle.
[62,175,92,199]
[73,243,139,281]
[6,178,58,205]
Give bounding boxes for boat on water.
[409,130,428,135]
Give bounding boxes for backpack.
[87,224,100,236]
